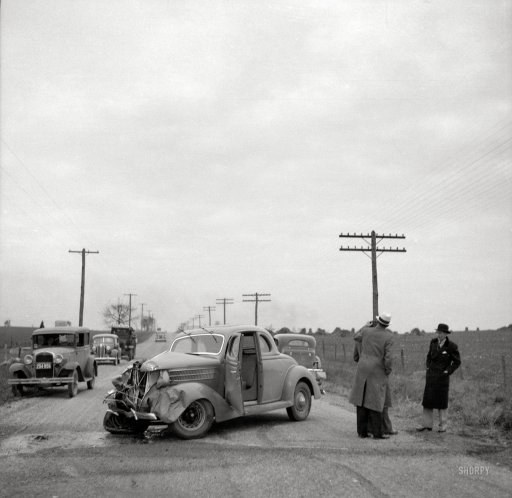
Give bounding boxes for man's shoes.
[416,427,432,432]
[373,435,390,439]
[384,430,398,435]
[358,433,369,438]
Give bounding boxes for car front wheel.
[68,370,79,398]
[11,373,26,396]
[286,381,312,421]
[171,399,214,439]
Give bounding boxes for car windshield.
[171,334,224,355]
[33,334,75,348]
[95,337,115,344]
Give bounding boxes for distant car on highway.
[103,325,322,439]
[8,326,97,397]
[92,333,121,365]
[111,326,137,360]
[273,333,326,393]
[154,330,167,342]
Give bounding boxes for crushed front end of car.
[102,357,228,437]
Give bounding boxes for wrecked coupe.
[103,325,322,439]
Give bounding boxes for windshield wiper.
[200,326,218,342]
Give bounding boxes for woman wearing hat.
[417,323,461,432]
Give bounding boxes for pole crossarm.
[216,298,234,325]
[339,247,406,252]
[338,230,407,320]
[243,293,271,326]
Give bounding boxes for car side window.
[227,336,240,359]
[258,334,271,354]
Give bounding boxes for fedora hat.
[376,312,391,326]
[435,323,451,334]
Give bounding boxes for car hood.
[141,351,220,371]
[33,347,76,354]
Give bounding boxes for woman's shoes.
[416,427,432,432]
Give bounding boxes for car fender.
[9,363,30,378]
[282,365,321,401]
[149,382,237,424]
[63,361,80,379]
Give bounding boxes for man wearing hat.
[417,323,461,432]
[349,312,394,439]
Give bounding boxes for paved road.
[1,335,510,497]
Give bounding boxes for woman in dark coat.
[417,323,461,432]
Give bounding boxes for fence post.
[502,355,507,391]
[343,343,346,361]
[322,339,325,358]
[400,348,405,373]
[334,343,337,361]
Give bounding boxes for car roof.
[32,326,90,336]
[93,333,117,338]
[274,333,316,346]
[175,325,271,339]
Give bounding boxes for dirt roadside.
[323,381,512,472]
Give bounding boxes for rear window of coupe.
[171,334,224,355]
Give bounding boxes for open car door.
[224,335,244,416]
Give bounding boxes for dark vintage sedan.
[103,325,322,439]
[273,333,327,393]
[92,333,121,365]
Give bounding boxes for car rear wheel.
[68,370,79,398]
[171,399,214,439]
[286,381,312,421]
[103,411,149,434]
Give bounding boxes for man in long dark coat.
[349,312,393,439]
[417,323,461,432]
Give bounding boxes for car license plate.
[36,362,51,369]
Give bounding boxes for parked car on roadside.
[8,326,97,397]
[103,325,322,439]
[92,333,121,365]
[273,333,326,394]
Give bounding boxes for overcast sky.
[1,0,511,334]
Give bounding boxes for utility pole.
[69,248,99,326]
[140,303,146,332]
[203,306,216,326]
[242,292,271,326]
[124,293,137,328]
[216,298,234,325]
[339,231,406,319]
[195,314,204,328]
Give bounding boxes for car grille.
[97,344,107,357]
[168,368,216,382]
[35,352,54,378]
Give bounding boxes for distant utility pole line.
[242,293,271,326]
[69,248,99,326]
[203,306,216,326]
[339,230,406,319]
[124,293,137,327]
[216,298,234,325]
